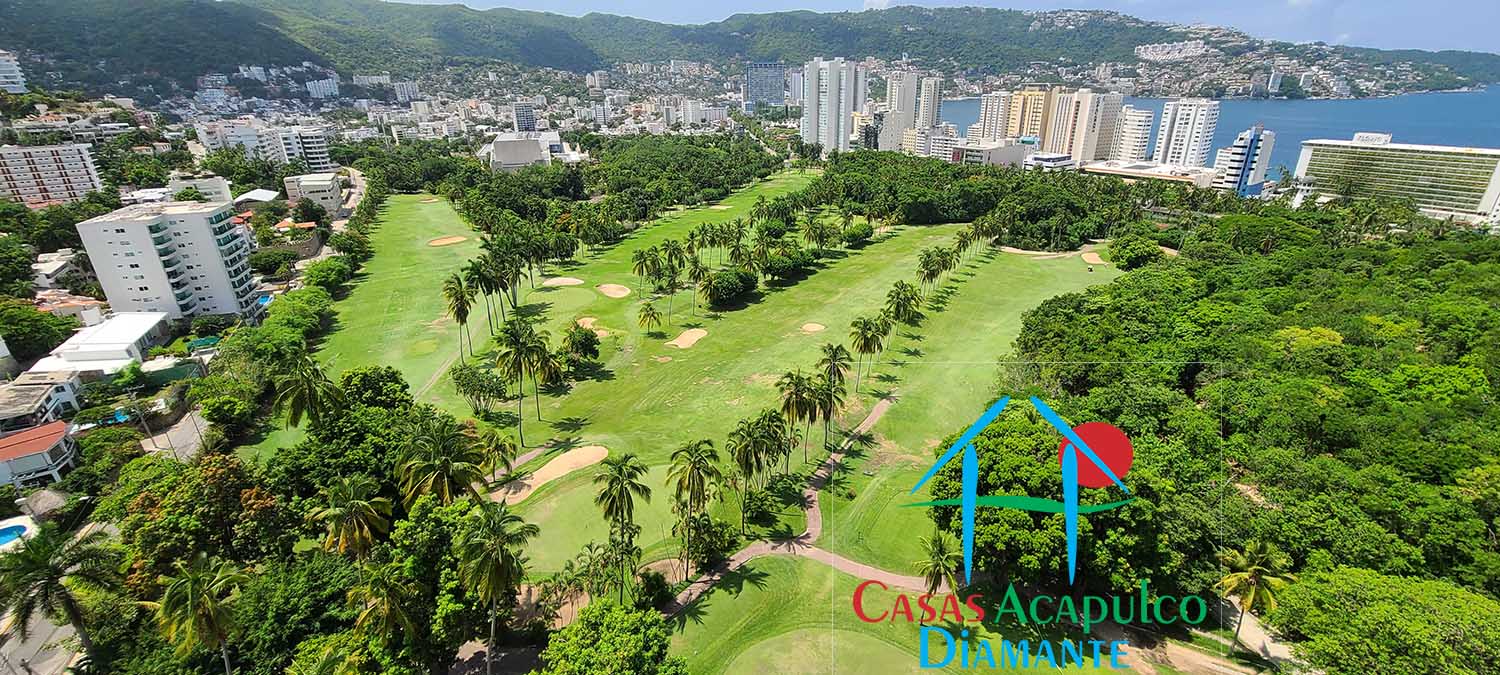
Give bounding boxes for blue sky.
[395,0,1498,53]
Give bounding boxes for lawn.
[239,193,496,462]
[817,252,1120,573]
[670,555,1110,674]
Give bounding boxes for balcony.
[161,254,182,271]
[176,297,198,314]
[148,222,168,235]
[174,288,194,302]
[151,233,171,247]
[211,221,235,237]
[155,244,175,257]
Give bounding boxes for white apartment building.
[475,132,587,172]
[0,144,103,206]
[75,201,257,319]
[916,77,943,129]
[283,172,342,215]
[353,73,391,87]
[1213,125,1276,197]
[1043,89,1123,162]
[799,58,861,155]
[305,78,339,98]
[1153,98,1220,167]
[394,82,420,103]
[0,50,25,94]
[973,92,1011,141]
[166,172,233,202]
[1112,105,1154,162]
[195,119,337,172]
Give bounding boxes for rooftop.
[0,384,50,418]
[1303,133,1500,156]
[233,189,282,204]
[77,200,231,226]
[0,421,67,462]
[288,172,338,183]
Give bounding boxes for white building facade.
[0,144,103,205]
[973,91,1012,141]
[799,58,861,155]
[1152,98,1220,167]
[0,50,25,94]
[1112,105,1155,163]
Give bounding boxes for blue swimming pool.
[0,525,27,546]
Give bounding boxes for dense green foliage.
[535,602,687,675]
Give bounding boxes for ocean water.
[940,87,1500,173]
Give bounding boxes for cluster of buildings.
[193,117,337,172]
[0,49,25,94]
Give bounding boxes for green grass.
[671,555,1108,674]
[817,252,1120,573]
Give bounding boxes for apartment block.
[1112,105,1155,162]
[0,50,25,94]
[283,172,342,215]
[75,201,258,319]
[0,144,103,206]
[1153,98,1220,167]
[1295,133,1500,224]
[194,119,337,171]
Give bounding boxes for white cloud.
[1285,0,1317,7]
[863,0,893,9]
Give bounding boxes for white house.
[0,371,81,435]
[0,421,76,487]
[27,311,169,378]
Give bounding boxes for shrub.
[1109,233,1164,270]
[634,570,674,611]
[249,248,300,276]
[842,221,874,246]
[200,396,255,437]
[705,269,757,307]
[191,314,237,336]
[302,256,354,294]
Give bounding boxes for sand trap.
[709,205,733,210]
[428,235,467,247]
[1000,246,1054,256]
[666,328,707,349]
[542,277,584,287]
[801,323,826,333]
[1081,252,1107,265]
[576,317,597,329]
[596,284,631,298]
[420,198,439,203]
[491,445,608,505]
[655,356,673,363]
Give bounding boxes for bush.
[1109,233,1164,270]
[762,248,815,281]
[200,396,255,437]
[301,256,354,294]
[191,314,238,336]
[741,489,774,524]
[841,221,874,246]
[705,269,757,307]
[249,248,300,276]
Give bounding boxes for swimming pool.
[0,525,27,546]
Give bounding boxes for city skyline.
[391,0,1500,54]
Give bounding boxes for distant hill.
[3,0,1499,91]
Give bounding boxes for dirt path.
[662,397,938,615]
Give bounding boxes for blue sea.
[940,87,1500,174]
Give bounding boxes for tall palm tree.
[687,258,710,316]
[476,426,521,477]
[912,529,961,624]
[464,258,497,336]
[848,316,884,392]
[444,272,477,359]
[666,440,723,573]
[1216,541,1296,655]
[814,374,846,453]
[457,501,540,675]
[816,343,852,447]
[306,475,393,561]
[593,452,651,603]
[145,554,250,675]
[776,370,818,462]
[398,415,488,507]
[726,420,762,534]
[637,302,663,333]
[496,319,541,446]
[630,248,658,294]
[885,280,923,326]
[526,333,559,421]
[348,560,419,648]
[0,525,120,661]
[273,354,346,429]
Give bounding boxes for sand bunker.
[655,356,673,363]
[999,246,1054,256]
[1081,252,1106,265]
[596,284,631,298]
[801,323,826,333]
[491,445,608,505]
[542,277,584,287]
[420,198,439,203]
[428,235,468,247]
[1159,246,1180,257]
[577,317,608,337]
[709,205,733,210]
[666,328,707,349]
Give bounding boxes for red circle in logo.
[1058,422,1133,489]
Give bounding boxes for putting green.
[725,629,922,674]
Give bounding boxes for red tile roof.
[0,421,68,462]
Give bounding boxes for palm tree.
[848,316,884,392]
[348,560,418,648]
[306,474,393,561]
[776,370,818,462]
[726,420,762,534]
[145,554,250,675]
[496,319,546,445]
[444,272,477,359]
[814,374,846,452]
[816,343,851,447]
[637,302,663,333]
[912,529,961,624]
[273,354,346,429]
[593,452,651,603]
[1216,541,1296,655]
[885,280,924,326]
[0,525,120,661]
[464,258,498,335]
[457,501,540,675]
[666,440,723,574]
[398,415,488,507]
[476,426,521,477]
[630,248,658,294]
[527,334,560,420]
[687,258,710,316]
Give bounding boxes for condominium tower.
[75,201,257,319]
[1213,125,1276,197]
[0,50,25,94]
[1007,84,1060,139]
[916,77,943,129]
[1152,98,1220,167]
[1112,105,1155,162]
[745,62,786,112]
[799,58,862,155]
[512,101,537,132]
[0,144,103,206]
[1295,133,1500,224]
[1042,89,1123,161]
[194,119,337,171]
[973,92,1012,141]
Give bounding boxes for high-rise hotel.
[0,144,103,206]
[75,201,258,319]
[1295,133,1500,225]
[799,58,862,155]
[1153,98,1220,167]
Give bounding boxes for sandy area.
[644,558,689,585]
[515,584,588,629]
[709,205,733,210]
[491,445,608,505]
[1081,252,1106,265]
[596,284,631,298]
[999,246,1053,256]
[428,235,467,247]
[801,323,826,333]
[1159,246,1180,257]
[666,328,707,349]
[420,198,439,203]
[655,356,673,363]
[542,277,584,287]
[576,317,608,337]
